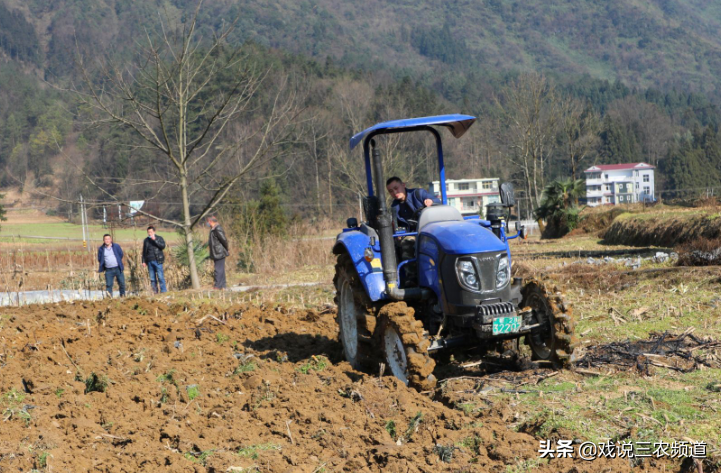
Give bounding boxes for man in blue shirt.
[385,177,440,285]
[97,234,125,297]
[386,176,440,231]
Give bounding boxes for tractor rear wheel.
[521,279,578,368]
[333,253,374,370]
[376,302,437,391]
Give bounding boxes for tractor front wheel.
[521,279,578,368]
[376,302,437,391]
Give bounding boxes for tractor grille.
[477,302,515,317]
[473,252,503,293]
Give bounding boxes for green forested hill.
[231,0,721,95]
[4,0,721,95]
[1,0,721,219]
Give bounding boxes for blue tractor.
[333,115,578,390]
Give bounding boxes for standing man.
[207,216,229,290]
[97,234,125,297]
[142,225,167,293]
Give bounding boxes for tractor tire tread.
[521,278,578,369]
[376,302,437,391]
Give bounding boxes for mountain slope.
[3,0,721,96]
[228,0,721,95]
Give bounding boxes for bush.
[535,178,585,239]
[173,229,209,268]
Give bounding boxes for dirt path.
[0,298,685,472]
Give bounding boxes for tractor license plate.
[492,316,521,335]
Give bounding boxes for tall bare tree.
[70,1,300,289]
[560,97,600,180]
[497,74,561,211]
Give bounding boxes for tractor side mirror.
[514,221,528,239]
[500,182,516,207]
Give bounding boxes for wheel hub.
[383,325,409,385]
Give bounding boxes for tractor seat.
[417,205,463,231]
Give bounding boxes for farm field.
[2,289,717,473]
[0,203,720,471]
[0,236,719,471]
[0,209,180,245]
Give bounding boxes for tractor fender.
[333,230,387,302]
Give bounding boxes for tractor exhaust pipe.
[370,139,431,301]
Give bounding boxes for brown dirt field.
[0,298,683,472]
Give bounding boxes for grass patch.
[296,355,329,374]
[237,443,281,459]
[504,458,549,473]
[156,370,178,386]
[384,420,397,439]
[456,401,480,415]
[36,450,49,469]
[233,359,257,375]
[433,443,456,463]
[186,385,200,401]
[404,412,423,441]
[184,449,213,466]
[1,388,32,426]
[84,373,109,394]
[216,332,230,344]
[456,435,483,454]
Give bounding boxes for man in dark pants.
[386,176,440,285]
[207,216,229,289]
[97,234,125,297]
[142,225,167,293]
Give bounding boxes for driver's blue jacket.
[391,188,441,231]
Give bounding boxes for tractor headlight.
[455,259,480,291]
[496,256,510,288]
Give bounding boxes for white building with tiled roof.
[584,162,655,206]
[429,178,500,216]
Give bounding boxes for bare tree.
[497,74,561,211]
[560,97,600,180]
[69,1,300,289]
[607,97,673,166]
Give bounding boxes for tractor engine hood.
[420,221,507,255]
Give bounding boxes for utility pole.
[80,195,87,250]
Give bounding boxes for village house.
[429,178,501,217]
[584,163,655,206]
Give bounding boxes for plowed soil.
[0,298,682,472]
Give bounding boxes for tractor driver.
[386,176,440,231]
[386,177,440,285]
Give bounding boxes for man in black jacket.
[142,225,167,293]
[207,216,229,289]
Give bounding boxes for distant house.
[584,162,655,207]
[429,178,500,217]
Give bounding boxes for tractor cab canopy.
[350,114,476,205]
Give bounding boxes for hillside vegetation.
[6,0,721,94]
[1,0,721,224]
